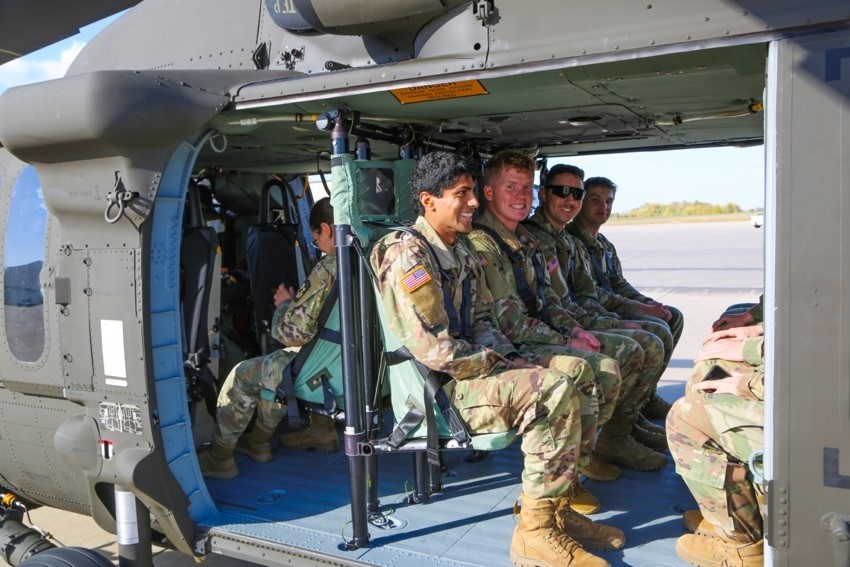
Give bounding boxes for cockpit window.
[4,166,47,362]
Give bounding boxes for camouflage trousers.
[600,328,666,423]
[519,343,622,466]
[667,384,764,541]
[450,366,582,500]
[214,348,295,444]
[685,359,757,395]
[622,308,683,367]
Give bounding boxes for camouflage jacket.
[566,221,645,315]
[737,332,765,400]
[468,209,578,346]
[270,253,337,347]
[370,215,518,380]
[523,210,623,331]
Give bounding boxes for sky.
[0,14,766,214]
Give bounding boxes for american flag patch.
[478,253,488,266]
[401,265,432,293]
[546,257,560,273]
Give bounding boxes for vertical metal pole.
[331,121,370,548]
[115,486,152,567]
[413,453,430,503]
[359,255,380,514]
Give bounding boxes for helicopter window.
[3,166,47,362]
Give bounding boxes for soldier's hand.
[711,311,753,332]
[703,325,763,345]
[636,302,670,321]
[571,327,600,351]
[694,338,745,363]
[273,283,296,306]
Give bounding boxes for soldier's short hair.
[544,163,585,183]
[484,150,535,185]
[584,176,617,195]
[309,196,334,230]
[410,152,477,215]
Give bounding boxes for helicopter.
[0,1,849,565]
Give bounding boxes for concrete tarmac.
[20,219,764,566]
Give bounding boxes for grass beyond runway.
[607,212,753,225]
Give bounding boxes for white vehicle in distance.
[751,213,764,228]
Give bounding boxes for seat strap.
[275,280,341,425]
[474,223,551,326]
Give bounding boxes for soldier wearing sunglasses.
[524,165,669,470]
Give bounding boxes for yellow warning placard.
[390,80,489,104]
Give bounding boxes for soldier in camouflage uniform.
[199,198,339,480]
[371,151,623,567]
[523,164,668,456]
[567,176,684,420]
[667,323,765,566]
[468,151,667,478]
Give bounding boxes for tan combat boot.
[198,436,238,480]
[569,482,600,515]
[595,415,667,471]
[683,509,718,538]
[675,534,764,567]
[581,451,621,482]
[641,391,672,420]
[556,494,626,552]
[236,421,276,463]
[510,493,610,567]
[280,413,340,452]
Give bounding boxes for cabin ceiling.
[198,43,767,175]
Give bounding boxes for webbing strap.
[275,280,341,425]
[387,346,472,457]
[474,223,551,326]
[523,219,580,305]
[392,227,473,342]
[582,239,612,292]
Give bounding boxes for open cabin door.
[768,28,850,566]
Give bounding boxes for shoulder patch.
[401,265,432,293]
[478,253,488,267]
[294,279,310,300]
[546,257,559,273]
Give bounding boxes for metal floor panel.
[200,383,692,566]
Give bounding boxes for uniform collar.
[414,215,459,271]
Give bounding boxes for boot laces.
[544,528,584,559]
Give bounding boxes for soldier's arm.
[470,264,520,356]
[468,232,569,348]
[274,255,335,346]
[604,236,652,302]
[372,239,507,380]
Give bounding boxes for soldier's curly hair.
[409,151,478,215]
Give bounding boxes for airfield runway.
[24,219,764,566]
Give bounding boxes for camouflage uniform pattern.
[469,210,638,444]
[567,221,682,366]
[525,211,667,422]
[667,335,765,541]
[370,216,584,499]
[214,254,338,444]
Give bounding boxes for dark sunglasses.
[545,184,586,200]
